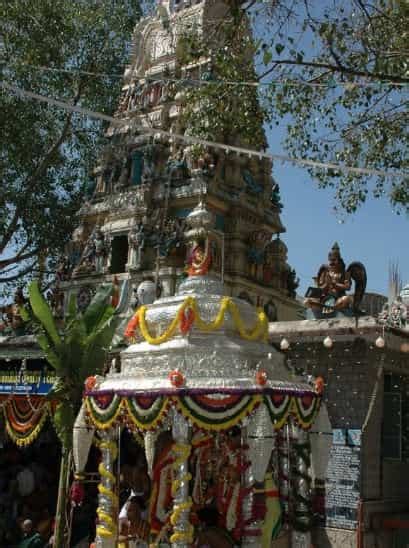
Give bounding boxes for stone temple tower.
[59,0,302,321]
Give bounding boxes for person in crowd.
[118,496,150,547]
[119,460,150,521]
[17,519,44,548]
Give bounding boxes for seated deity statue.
[305,242,366,317]
[187,238,211,277]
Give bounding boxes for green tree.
[0,0,141,293]
[26,281,118,547]
[181,0,408,213]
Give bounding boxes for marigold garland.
[84,394,320,434]
[4,399,51,447]
[169,501,194,543]
[169,443,194,544]
[96,440,118,540]
[5,404,50,447]
[85,396,123,430]
[125,296,268,345]
[171,473,192,497]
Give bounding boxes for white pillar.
[242,402,275,547]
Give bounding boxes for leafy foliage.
[178,16,268,149]
[253,0,408,214]
[28,282,117,449]
[0,0,141,292]
[179,0,408,213]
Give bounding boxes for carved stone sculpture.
[128,222,145,271]
[305,242,367,318]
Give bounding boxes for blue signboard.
[0,372,55,396]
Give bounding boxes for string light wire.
[1,80,406,180]
[4,60,408,89]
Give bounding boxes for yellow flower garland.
[169,442,194,544]
[169,500,194,544]
[5,402,50,447]
[175,394,263,432]
[134,296,268,346]
[173,442,191,464]
[96,440,118,539]
[85,397,123,431]
[171,473,192,497]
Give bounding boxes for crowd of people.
[0,429,60,547]
[0,426,281,547]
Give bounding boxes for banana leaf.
[82,284,113,334]
[64,293,77,326]
[80,319,118,380]
[36,333,62,371]
[29,281,61,347]
[53,401,75,450]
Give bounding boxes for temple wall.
[269,318,409,548]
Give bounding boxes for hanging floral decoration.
[2,396,51,447]
[85,393,123,430]
[84,391,321,433]
[179,307,195,335]
[70,480,85,507]
[255,369,268,386]
[292,394,321,429]
[124,296,268,345]
[176,393,262,431]
[125,396,170,431]
[124,312,140,340]
[168,370,185,388]
[84,375,97,392]
[314,376,325,395]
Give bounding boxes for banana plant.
[26,280,118,547]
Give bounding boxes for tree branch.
[0,248,38,270]
[258,58,409,84]
[0,208,20,254]
[0,262,36,283]
[25,79,87,189]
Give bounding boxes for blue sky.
[267,127,409,297]
[250,1,408,299]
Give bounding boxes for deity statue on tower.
[305,242,367,318]
[127,222,145,271]
[184,200,214,277]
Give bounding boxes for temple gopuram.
[55,0,301,324]
[1,1,409,548]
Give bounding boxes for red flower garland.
[255,369,268,386]
[84,376,97,392]
[124,312,140,339]
[179,307,195,335]
[70,480,85,507]
[314,376,325,395]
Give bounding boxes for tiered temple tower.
[60,0,302,322]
